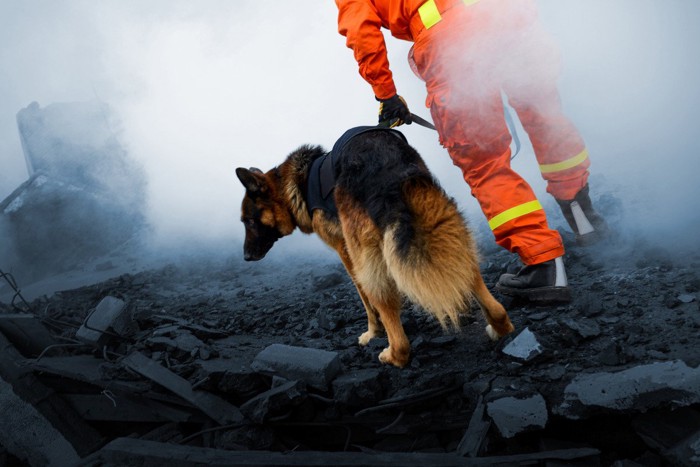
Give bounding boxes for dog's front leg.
[332,244,384,345]
[367,291,410,368]
[356,285,382,346]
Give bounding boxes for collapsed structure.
[0,101,147,284]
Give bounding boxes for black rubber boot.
[556,184,608,246]
[495,257,571,304]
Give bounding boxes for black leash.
[409,113,437,130]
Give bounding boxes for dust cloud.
[1,0,698,263]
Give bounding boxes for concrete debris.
[633,407,700,467]
[486,393,548,438]
[78,437,601,466]
[0,204,699,464]
[0,375,80,467]
[76,296,133,346]
[561,317,602,339]
[122,351,244,425]
[0,312,57,357]
[678,294,697,304]
[240,379,307,424]
[1,101,147,284]
[251,343,341,391]
[456,395,490,457]
[332,369,384,407]
[556,360,700,419]
[501,327,544,362]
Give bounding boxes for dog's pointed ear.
[236,167,268,194]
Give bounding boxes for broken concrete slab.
[146,331,210,359]
[240,379,307,424]
[251,343,341,391]
[122,351,244,425]
[633,407,700,467]
[64,393,204,423]
[332,369,383,407]
[0,333,103,458]
[486,393,548,439]
[555,360,700,419]
[191,357,268,403]
[2,101,147,284]
[561,317,602,339]
[502,327,544,362]
[0,375,79,467]
[457,395,490,457]
[78,437,601,466]
[76,296,133,346]
[0,312,57,357]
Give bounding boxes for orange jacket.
[337,0,427,100]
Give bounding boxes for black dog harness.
[306,126,407,218]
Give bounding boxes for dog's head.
[235,167,295,261]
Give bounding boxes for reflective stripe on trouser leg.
[505,83,590,201]
[447,145,565,265]
[488,200,542,230]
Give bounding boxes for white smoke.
[0,0,698,258]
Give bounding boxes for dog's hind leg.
[472,273,515,340]
[350,248,410,367]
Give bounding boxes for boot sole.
[495,284,572,304]
[576,231,602,247]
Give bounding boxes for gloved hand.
[377,95,412,128]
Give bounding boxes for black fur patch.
[334,131,435,257]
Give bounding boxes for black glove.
[377,95,412,128]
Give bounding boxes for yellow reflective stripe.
[418,0,441,29]
[488,200,543,231]
[539,149,589,174]
[419,0,481,30]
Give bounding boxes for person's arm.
[336,0,396,100]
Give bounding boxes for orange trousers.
[411,2,590,265]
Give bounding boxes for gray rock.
[502,327,543,362]
[486,393,548,438]
[332,369,383,406]
[240,380,307,424]
[0,376,79,467]
[251,344,341,391]
[562,317,602,339]
[679,294,697,304]
[76,296,133,346]
[556,360,700,419]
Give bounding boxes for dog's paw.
[378,347,408,368]
[358,331,375,346]
[485,324,499,341]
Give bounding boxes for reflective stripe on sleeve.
[539,149,589,174]
[488,200,543,230]
[419,0,481,30]
[418,0,441,29]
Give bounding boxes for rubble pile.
[0,101,147,284]
[1,231,700,466]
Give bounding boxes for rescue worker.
[336,0,607,304]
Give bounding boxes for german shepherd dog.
[236,129,514,368]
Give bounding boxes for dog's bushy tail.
[383,177,480,329]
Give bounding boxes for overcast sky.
[1,1,698,254]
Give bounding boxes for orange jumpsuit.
[337,0,591,265]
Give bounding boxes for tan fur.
[237,146,514,368]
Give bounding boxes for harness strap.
[307,126,408,217]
